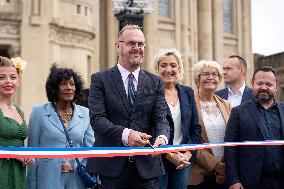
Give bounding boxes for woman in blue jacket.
[27,64,94,189]
[154,48,201,189]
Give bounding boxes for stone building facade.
[254,52,284,100]
[0,0,253,117]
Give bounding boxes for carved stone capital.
[0,21,20,36]
[49,24,95,50]
[0,11,21,21]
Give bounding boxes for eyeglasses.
[199,72,219,79]
[118,40,145,48]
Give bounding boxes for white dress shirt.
[117,63,140,95]
[227,82,246,108]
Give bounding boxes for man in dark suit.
[216,55,253,107]
[225,66,284,189]
[87,25,170,189]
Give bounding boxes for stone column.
[186,0,199,87]
[180,0,190,85]
[241,0,253,82]
[144,0,158,73]
[106,0,118,68]
[31,0,40,15]
[175,1,182,50]
[212,0,224,63]
[20,0,51,118]
[190,0,199,65]
[197,0,213,60]
[237,0,243,55]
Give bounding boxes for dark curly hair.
[45,64,84,103]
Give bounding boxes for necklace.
[7,104,13,110]
[165,90,178,106]
[59,108,73,123]
[200,101,220,118]
[0,102,13,111]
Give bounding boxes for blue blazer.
[225,100,284,189]
[166,84,201,146]
[87,66,170,179]
[163,84,200,172]
[215,85,253,104]
[27,103,95,189]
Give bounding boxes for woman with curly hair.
[0,56,34,189]
[27,64,94,189]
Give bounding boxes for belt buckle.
[128,156,134,163]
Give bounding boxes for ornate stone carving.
[0,21,20,36]
[49,24,95,50]
[0,12,21,21]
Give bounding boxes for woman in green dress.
[0,56,34,189]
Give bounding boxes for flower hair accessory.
[11,57,27,73]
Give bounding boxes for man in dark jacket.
[87,25,170,189]
[225,66,284,189]
[216,55,252,107]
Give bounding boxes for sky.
[251,0,284,55]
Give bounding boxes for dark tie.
[128,73,136,109]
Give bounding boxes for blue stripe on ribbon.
[0,140,283,152]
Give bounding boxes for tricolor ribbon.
[0,140,284,158]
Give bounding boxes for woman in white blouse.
[154,48,201,189]
[188,60,231,189]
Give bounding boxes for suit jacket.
[166,84,200,147]
[27,103,95,189]
[189,95,231,185]
[86,66,170,179]
[225,100,284,189]
[215,85,253,104]
[163,84,201,171]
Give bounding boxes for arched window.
[158,0,170,17]
[224,0,233,33]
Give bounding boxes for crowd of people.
[0,24,283,189]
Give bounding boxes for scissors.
[142,138,155,149]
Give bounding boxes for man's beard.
[121,50,143,67]
[254,91,275,103]
[128,58,143,67]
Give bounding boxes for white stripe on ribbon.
[0,140,283,158]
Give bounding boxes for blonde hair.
[0,56,20,74]
[153,48,184,82]
[0,56,13,67]
[192,60,223,86]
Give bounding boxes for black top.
[256,100,284,175]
